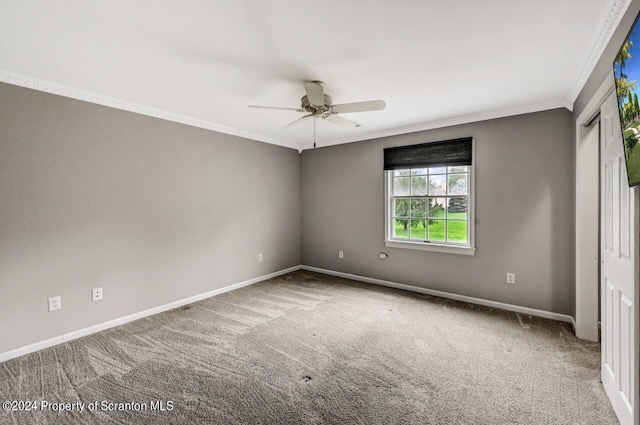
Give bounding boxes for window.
[384,138,475,255]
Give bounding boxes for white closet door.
[600,92,639,425]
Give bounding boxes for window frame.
[384,140,476,256]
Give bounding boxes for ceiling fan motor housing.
[301,94,333,113]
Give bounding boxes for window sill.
[384,240,476,256]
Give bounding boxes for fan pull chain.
[313,116,316,148]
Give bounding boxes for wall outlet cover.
[92,287,103,301]
[48,296,61,311]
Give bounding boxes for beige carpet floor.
[0,271,618,424]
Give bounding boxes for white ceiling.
[0,0,625,150]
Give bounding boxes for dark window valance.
[383,137,473,170]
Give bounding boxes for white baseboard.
[301,265,575,325]
[2,264,579,363]
[0,265,301,363]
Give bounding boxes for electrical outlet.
[379,252,388,259]
[507,273,516,284]
[258,253,263,263]
[338,251,344,259]
[92,287,103,301]
[48,296,61,311]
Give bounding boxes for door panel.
[605,161,613,250]
[620,157,630,258]
[621,293,631,409]
[604,279,615,378]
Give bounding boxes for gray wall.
[0,83,301,353]
[302,108,575,315]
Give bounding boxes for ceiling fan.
[249,81,386,129]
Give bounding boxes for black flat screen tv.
[614,12,640,187]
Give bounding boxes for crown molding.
[1,70,572,153]
[303,97,573,151]
[0,70,299,150]
[568,0,631,102]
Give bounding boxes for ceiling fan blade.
[249,105,306,112]
[322,113,360,128]
[284,114,314,129]
[304,81,325,106]
[331,100,386,114]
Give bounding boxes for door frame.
[575,72,614,341]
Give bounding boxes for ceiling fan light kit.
[249,80,386,132]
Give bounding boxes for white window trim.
[383,139,476,256]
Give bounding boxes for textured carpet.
[0,271,618,424]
